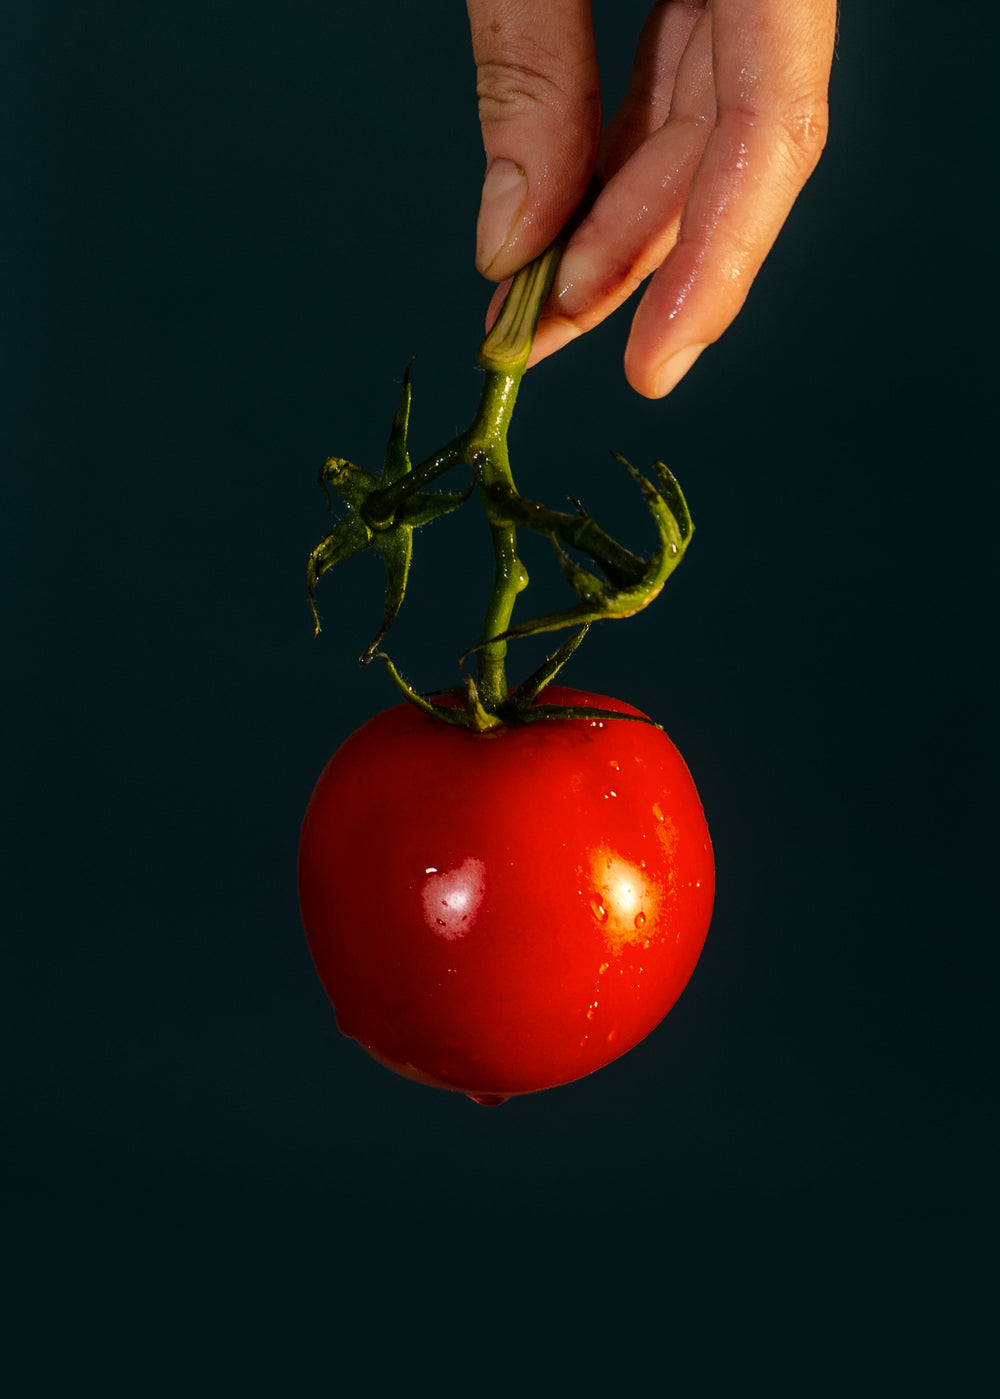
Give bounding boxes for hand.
[469,0,836,397]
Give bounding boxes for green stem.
[480,483,647,586]
[476,244,561,374]
[466,248,562,708]
[472,429,527,710]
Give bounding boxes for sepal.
[479,455,694,643]
[307,366,470,647]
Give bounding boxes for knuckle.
[774,92,831,181]
[476,56,598,130]
[476,59,560,123]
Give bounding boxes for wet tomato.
[297,687,713,1103]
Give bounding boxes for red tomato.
[298,687,713,1104]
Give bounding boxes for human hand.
[469,0,836,397]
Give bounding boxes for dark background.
[4,1,994,1383]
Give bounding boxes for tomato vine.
[305,241,695,729]
[299,241,714,1103]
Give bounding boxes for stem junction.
[306,242,695,729]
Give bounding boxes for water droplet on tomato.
[590,899,608,924]
[634,911,646,930]
[586,1002,598,1020]
[468,1093,509,1107]
[598,962,609,975]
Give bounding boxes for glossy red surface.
[298,687,714,1102]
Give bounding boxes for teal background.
[4,1,994,1384]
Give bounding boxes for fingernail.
[548,247,597,311]
[476,159,528,274]
[653,343,708,397]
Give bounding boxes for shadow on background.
[3,0,994,1382]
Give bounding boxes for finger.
[625,0,837,397]
[467,0,601,281]
[597,1,707,181]
[528,4,716,367]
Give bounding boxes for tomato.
[297,686,713,1103]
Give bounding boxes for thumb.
[468,0,601,280]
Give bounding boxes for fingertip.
[626,341,708,399]
[652,342,708,397]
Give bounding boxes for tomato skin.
[297,687,713,1102]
